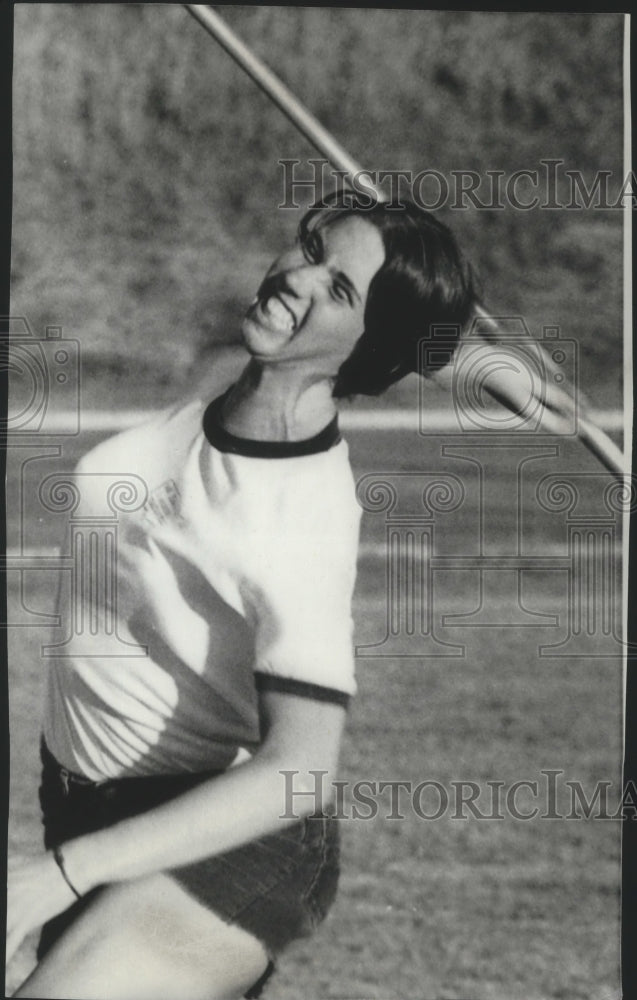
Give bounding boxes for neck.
[218,361,338,442]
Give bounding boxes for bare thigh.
[13,872,270,1000]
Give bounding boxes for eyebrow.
[314,228,361,305]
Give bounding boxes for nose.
[280,256,328,299]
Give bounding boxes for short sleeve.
[245,466,361,706]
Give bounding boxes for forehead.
[318,215,385,292]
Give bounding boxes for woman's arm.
[67,690,345,887]
[431,321,625,480]
[478,351,625,478]
[7,690,346,962]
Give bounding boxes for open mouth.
[251,293,297,334]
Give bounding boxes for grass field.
[11,7,625,414]
[5,409,623,999]
[8,6,625,996]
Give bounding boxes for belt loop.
[59,768,70,797]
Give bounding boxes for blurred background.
[11,5,624,410]
[8,8,625,999]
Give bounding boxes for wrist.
[57,834,105,896]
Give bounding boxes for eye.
[300,230,322,264]
[330,281,352,305]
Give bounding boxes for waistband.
[40,738,223,795]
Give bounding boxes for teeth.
[263,296,294,331]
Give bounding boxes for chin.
[241,315,288,360]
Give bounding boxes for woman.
[5,194,619,999]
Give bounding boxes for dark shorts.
[37,740,340,998]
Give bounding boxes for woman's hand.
[6,852,78,966]
[6,692,346,962]
[57,692,346,889]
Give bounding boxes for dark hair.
[298,193,480,397]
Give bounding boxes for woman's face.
[241,216,385,377]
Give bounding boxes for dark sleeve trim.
[254,672,351,708]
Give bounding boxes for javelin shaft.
[185,4,625,480]
[184,4,386,201]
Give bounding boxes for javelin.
[184,4,386,203]
[184,5,626,482]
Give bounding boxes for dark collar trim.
[203,390,342,459]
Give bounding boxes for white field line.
[35,408,625,434]
[4,543,625,561]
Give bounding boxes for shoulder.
[73,385,229,475]
[248,441,361,539]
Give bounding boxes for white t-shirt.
[43,389,361,780]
